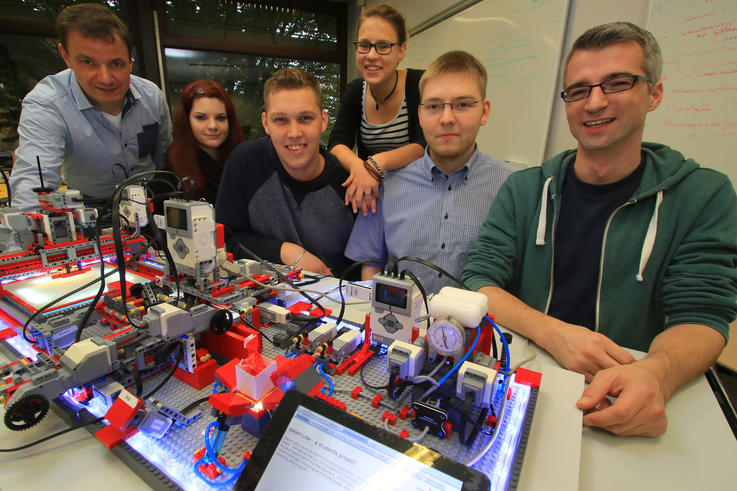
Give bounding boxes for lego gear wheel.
[4,393,50,431]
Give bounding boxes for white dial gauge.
[427,317,466,357]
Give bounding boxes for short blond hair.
[263,68,322,110]
[419,51,487,98]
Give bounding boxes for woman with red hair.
[166,79,245,203]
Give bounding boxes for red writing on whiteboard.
[667,104,712,113]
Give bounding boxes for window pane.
[0,34,64,153]
[0,0,132,28]
[165,48,341,144]
[163,1,338,50]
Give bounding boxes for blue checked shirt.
[10,69,171,210]
[345,147,514,294]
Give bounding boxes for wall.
[545,0,651,159]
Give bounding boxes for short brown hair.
[564,22,662,85]
[419,51,487,98]
[359,4,407,44]
[263,68,323,110]
[56,3,133,57]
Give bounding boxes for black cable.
[360,353,389,390]
[394,256,469,290]
[74,220,105,343]
[241,314,276,346]
[335,259,380,329]
[399,269,430,329]
[108,170,183,327]
[180,395,211,415]
[22,245,150,343]
[293,273,322,286]
[0,417,104,452]
[142,343,184,400]
[235,241,327,315]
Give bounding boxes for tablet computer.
[235,389,490,491]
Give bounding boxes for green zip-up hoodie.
[463,142,737,352]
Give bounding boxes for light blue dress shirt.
[345,147,514,294]
[10,68,171,210]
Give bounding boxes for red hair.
[167,79,245,200]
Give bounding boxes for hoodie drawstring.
[636,190,663,282]
[535,176,553,245]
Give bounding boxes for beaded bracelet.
[367,155,384,181]
[363,159,383,183]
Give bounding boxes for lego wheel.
[4,393,50,431]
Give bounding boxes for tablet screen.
[255,404,463,491]
[237,390,490,491]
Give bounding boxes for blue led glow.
[4,332,38,361]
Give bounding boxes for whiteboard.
[402,0,571,167]
[645,0,737,185]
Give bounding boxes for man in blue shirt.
[9,3,171,211]
[344,51,513,293]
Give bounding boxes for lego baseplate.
[3,324,538,491]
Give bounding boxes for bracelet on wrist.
[363,158,383,183]
[292,248,307,266]
[367,155,384,180]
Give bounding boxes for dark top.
[548,159,645,329]
[215,137,356,277]
[328,68,426,160]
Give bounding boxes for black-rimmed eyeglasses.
[560,74,650,102]
[353,41,397,55]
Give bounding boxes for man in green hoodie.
[463,22,737,437]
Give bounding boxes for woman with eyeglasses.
[328,4,425,215]
[165,79,245,204]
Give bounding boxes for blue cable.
[485,315,510,372]
[435,325,481,388]
[193,421,248,486]
[193,456,244,487]
[316,363,334,396]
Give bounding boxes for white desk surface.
[2,278,736,490]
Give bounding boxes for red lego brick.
[174,358,217,390]
[351,386,362,399]
[0,328,17,342]
[287,301,312,315]
[399,405,411,420]
[443,421,453,438]
[314,391,347,411]
[208,391,254,417]
[399,429,409,439]
[216,223,225,249]
[309,307,331,318]
[371,394,383,408]
[382,412,396,425]
[514,367,542,389]
[95,389,144,449]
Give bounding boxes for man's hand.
[542,321,636,381]
[342,163,379,215]
[576,361,668,436]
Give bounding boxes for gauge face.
[427,318,466,357]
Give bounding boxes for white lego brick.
[235,353,277,401]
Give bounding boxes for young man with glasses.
[463,22,737,437]
[344,50,513,294]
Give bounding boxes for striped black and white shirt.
[359,81,411,155]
